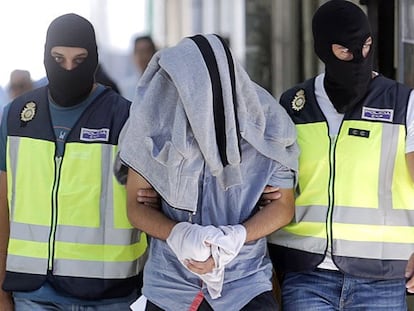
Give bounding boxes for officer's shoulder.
[101,88,131,106]
[374,74,412,93]
[280,78,315,104]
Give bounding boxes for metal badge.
[20,101,36,122]
[291,89,305,111]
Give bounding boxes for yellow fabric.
[55,233,148,261]
[281,119,414,246]
[58,143,102,227]
[283,222,326,238]
[8,138,55,225]
[335,120,382,208]
[333,223,414,243]
[393,128,414,209]
[112,147,133,229]
[7,137,147,265]
[295,123,330,207]
[8,238,48,259]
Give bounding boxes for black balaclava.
[44,13,98,107]
[312,0,373,113]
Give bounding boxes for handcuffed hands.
[166,222,247,299]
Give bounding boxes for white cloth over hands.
[166,222,246,299]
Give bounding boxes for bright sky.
[0,0,147,88]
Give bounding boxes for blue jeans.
[281,269,407,311]
[13,297,134,311]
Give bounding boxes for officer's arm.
[126,168,177,240]
[243,187,294,243]
[0,171,13,309]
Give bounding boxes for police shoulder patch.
[291,89,305,111]
[20,101,37,122]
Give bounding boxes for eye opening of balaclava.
[312,0,374,113]
[44,13,98,107]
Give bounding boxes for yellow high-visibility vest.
[4,87,147,298]
[269,75,414,278]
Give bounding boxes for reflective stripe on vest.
[7,136,147,278]
[269,119,414,260]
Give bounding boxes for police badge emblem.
[292,89,305,111]
[20,101,36,122]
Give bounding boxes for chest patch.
[348,128,370,138]
[361,107,393,122]
[80,128,110,142]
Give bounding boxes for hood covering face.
[44,13,98,107]
[312,0,373,113]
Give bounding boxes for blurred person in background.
[7,69,33,100]
[0,86,8,123]
[0,13,147,310]
[119,35,156,101]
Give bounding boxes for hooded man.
[266,1,414,310]
[0,13,147,310]
[118,33,299,310]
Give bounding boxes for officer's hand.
[406,253,414,293]
[258,186,282,206]
[137,188,161,209]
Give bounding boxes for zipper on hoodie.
[188,162,206,223]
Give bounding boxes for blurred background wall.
[144,0,403,100]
